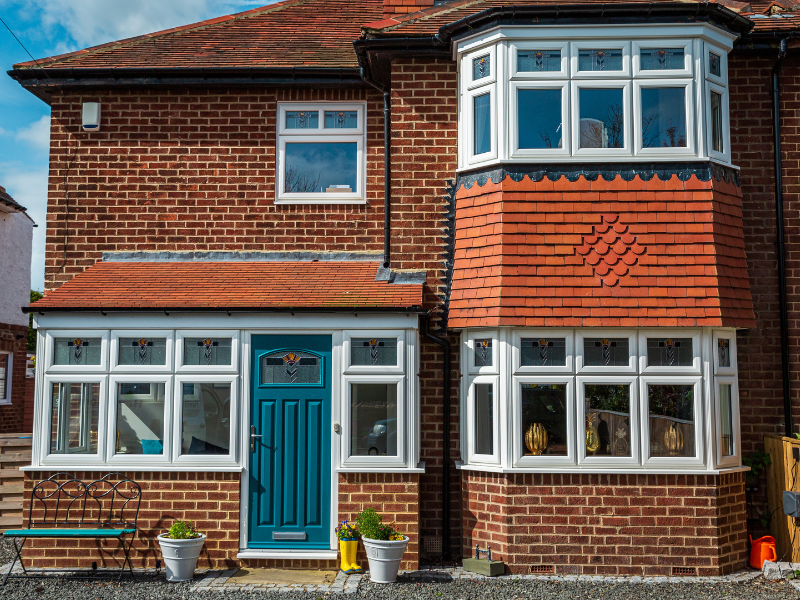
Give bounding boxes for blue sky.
[0,0,269,291]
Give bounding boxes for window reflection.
[474,94,492,155]
[115,382,166,455]
[585,384,631,457]
[181,383,230,455]
[579,88,625,149]
[285,142,357,193]
[641,87,687,148]
[351,383,397,457]
[518,89,562,149]
[474,383,493,455]
[648,384,695,458]
[522,384,567,456]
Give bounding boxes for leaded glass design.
[285,110,319,129]
[119,337,167,366]
[474,383,493,455]
[324,110,358,129]
[720,383,734,456]
[583,338,629,367]
[522,384,567,456]
[261,350,321,385]
[50,382,100,455]
[521,338,566,367]
[646,338,693,367]
[472,55,490,80]
[718,339,731,368]
[474,339,493,367]
[184,337,233,366]
[351,337,398,367]
[709,52,721,77]
[585,384,631,457]
[517,50,561,72]
[640,48,684,70]
[648,384,695,457]
[54,337,102,366]
[578,49,623,72]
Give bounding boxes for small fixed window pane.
[641,87,687,148]
[521,338,566,367]
[709,52,721,78]
[522,383,567,456]
[118,337,167,366]
[285,110,319,129]
[351,338,398,367]
[50,382,100,455]
[578,49,623,72]
[472,55,490,80]
[183,337,232,366]
[640,48,685,71]
[474,339,493,368]
[718,339,731,368]
[648,384,695,458]
[585,384,631,457]
[518,89,562,150]
[710,91,724,154]
[646,338,693,367]
[350,383,397,457]
[261,351,321,385]
[0,354,8,400]
[579,88,625,149]
[54,337,102,366]
[474,383,494,455]
[473,94,492,155]
[115,382,166,455]
[324,110,358,129]
[720,383,734,457]
[517,50,561,72]
[181,383,231,455]
[583,337,629,367]
[285,142,357,194]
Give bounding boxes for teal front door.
[249,335,332,549]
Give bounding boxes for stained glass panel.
[709,52,721,77]
[517,50,561,72]
[640,48,684,70]
[119,337,167,366]
[472,55,490,80]
[285,110,319,129]
[261,350,321,385]
[578,49,623,72]
[54,337,102,366]
[184,337,232,366]
[648,384,695,458]
[718,339,731,368]
[351,337,398,366]
[646,338,693,367]
[583,338,629,367]
[521,338,566,367]
[474,339,493,367]
[522,384,567,456]
[324,110,358,129]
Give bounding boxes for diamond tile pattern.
[576,214,646,287]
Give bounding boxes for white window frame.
[509,80,571,158]
[577,375,640,467]
[576,329,637,374]
[510,41,569,80]
[570,41,631,79]
[640,375,705,468]
[712,330,737,376]
[107,374,173,467]
[704,43,727,87]
[513,376,575,467]
[40,374,108,466]
[465,86,498,164]
[341,374,407,469]
[632,40,693,78]
[172,374,239,467]
[110,330,174,373]
[571,79,633,158]
[633,79,695,158]
[45,330,109,373]
[342,330,405,375]
[0,351,11,405]
[466,330,499,375]
[714,375,740,469]
[466,375,501,466]
[512,329,574,374]
[466,44,497,90]
[275,102,366,204]
[175,330,239,374]
[638,329,702,375]
[705,81,730,163]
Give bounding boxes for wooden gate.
[0,434,32,532]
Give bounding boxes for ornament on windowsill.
[663,422,684,456]
[525,423,548,456]
[614,426,628,456]
[586,413,600,455]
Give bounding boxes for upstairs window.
[276,103,366,204]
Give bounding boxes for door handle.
[250,425,263,452]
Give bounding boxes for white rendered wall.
[0,210,33,327]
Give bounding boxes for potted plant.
[335,520,362,574]
[355,508,409,584]
[157,520,206,582]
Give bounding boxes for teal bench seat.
[4,528,136,538]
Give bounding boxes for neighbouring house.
[0,186,34,433]
[7,0,800,577]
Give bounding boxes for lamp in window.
[663,422,684,456]
[525,423,548,456]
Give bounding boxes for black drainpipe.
[772,38,793,437]
[421,316,452,560]
[383,91,391,268]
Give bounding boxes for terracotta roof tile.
[30,261,424,311]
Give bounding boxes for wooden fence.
[765,434,800,562]
[0,434,32,532]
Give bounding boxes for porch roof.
[28,260,425,313]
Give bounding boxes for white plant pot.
[157,533,206,582]
[362,536,409,583]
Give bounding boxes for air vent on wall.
[530,565,555,574]
[672,567,696,576]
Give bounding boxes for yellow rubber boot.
[339,539,361,573]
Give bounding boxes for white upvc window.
[462,45,499,166]
[633,79,695,157]
[577,375,640,466]
[466,375,500,466]
[45,330,109,373]
[713,329,739,468]
[510,80,571,158]
[571,79,632,157]
[110,330,174,373]
[342,330,405,375]
[466,330,499,375]
[576,329,637,374]
[513,376,575,467]
[175,330,239,374]
[640,375,704,467]
[276,102,366,204]
[512,329,574,374]
[0,351,11,405]
[638,329,702,375]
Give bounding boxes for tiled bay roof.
[29,261,424,311]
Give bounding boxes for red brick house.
[8,0,800,577]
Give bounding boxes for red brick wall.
[462,470,748,576]
[0,324,28,434]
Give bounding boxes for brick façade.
[0,324,28,434]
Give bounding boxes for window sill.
[455,461,749,476]
[274,198,367,205]
[336,461,425,474]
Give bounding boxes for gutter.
[772,38,793,437]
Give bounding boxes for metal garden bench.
[2,472,141,584]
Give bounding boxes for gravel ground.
[0,573,795,599]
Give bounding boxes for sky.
[0,0,271,291]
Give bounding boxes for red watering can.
[749,535,777,569]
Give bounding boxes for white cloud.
[14,115,50,152]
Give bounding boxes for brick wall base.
[462,470,747,576]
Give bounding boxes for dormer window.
[458,25,734,168]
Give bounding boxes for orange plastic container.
[750,535,778,569]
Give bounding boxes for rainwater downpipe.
[383,91,391,268]
[773,38,793,437]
